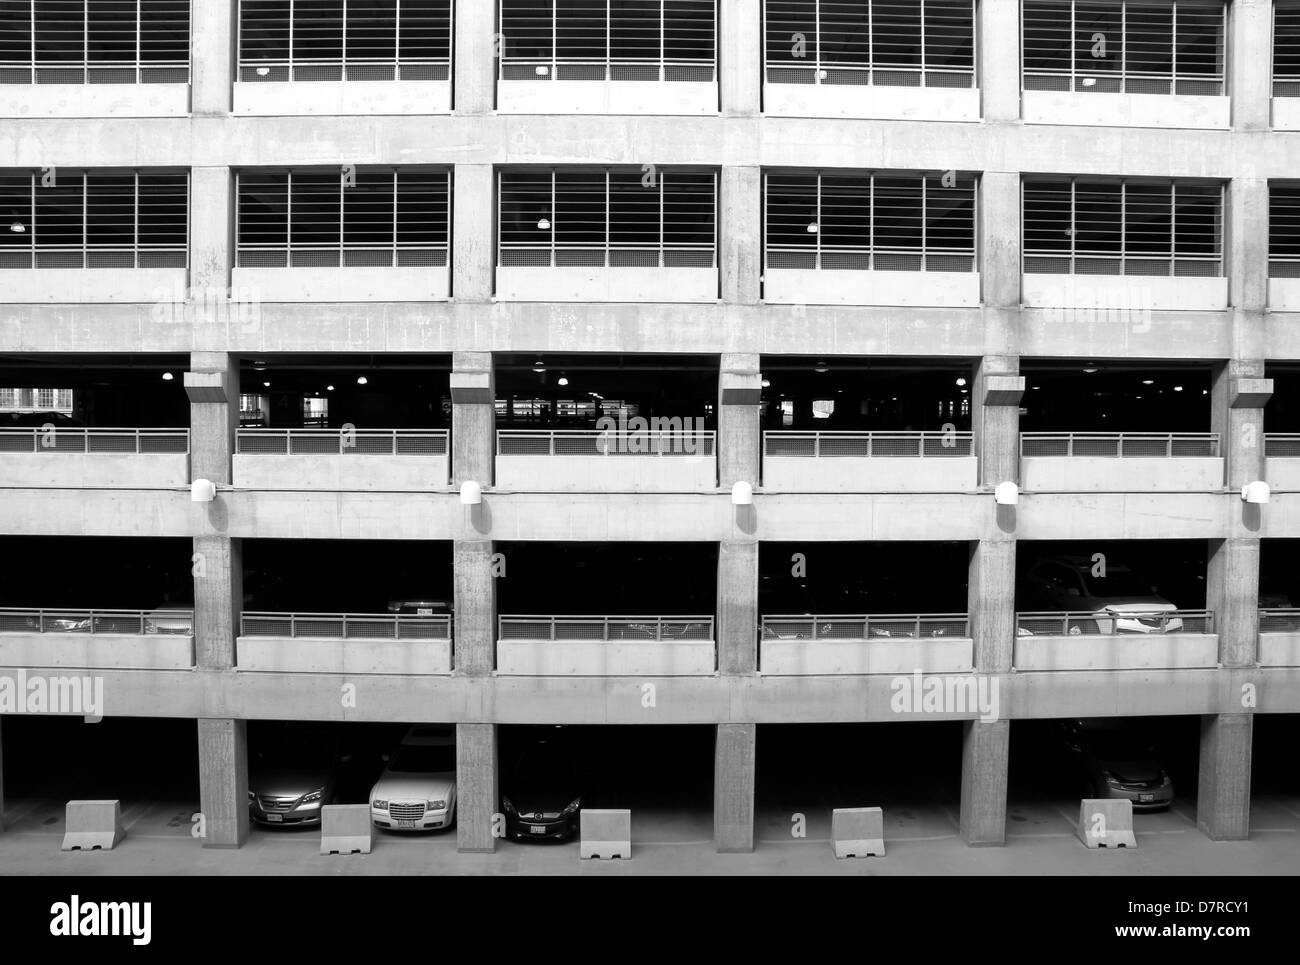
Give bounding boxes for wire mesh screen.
[764,0,975,87]
[763,431,973,457]
[1022,0,1225,94]
[1019,433,1219,457]
[240,611,451,639]
[236,166,449,268]
[0,0,190,83]
[1270,183,1300,278]
[1016,610,1212,636]
[1023,177,1223,277]
[498,615,714,641]
[235,429,449,455]
[761,614,970,640]
[1278,3,1300,94]
[0,169,188,269]
[765,170,975,272]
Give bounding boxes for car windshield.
[1088,732,1155,760]
[1082,570,1156,598]
[391,745,455,773]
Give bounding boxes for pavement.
[2,794,1298,875]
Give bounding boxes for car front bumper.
[506,813,578,841]
[1103,784,1175,811]
[372,806,452,831]
[250,803,323,827]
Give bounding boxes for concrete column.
[720,167,761,305]
[456,722,499,852]
[193,535,243,669]
[1207,538,1260,667]
[714,722,756,852]
[191,1,235,116]
[197,717,248,848]
[1212,361,1271,490]
[718,353,761,488]
[452,165,495,302]
[1229,0,1272,132]
[979,171,1022,317]
[719,0,761,115]
[717,540,759,675]
[972,356,1022,489]
[968,539,1015,673]
[451,351,495,486]
[1196,714,1253,840]
[979,0,1021,123]
[189,168,233,300]
[454,0,497,114]
[187,351,238,485]
[0,717,5,834]
[454,539,497,676]
[959,718,1009,846]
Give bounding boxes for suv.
[369,725,457,831]
[1024,556,1182,634]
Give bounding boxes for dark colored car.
[1058,720,1174,811]
[501,734,584,841]
[248,724,351,828]
[1,410,84,428]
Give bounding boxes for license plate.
[1138,793,1154,803]
[530,825,547,834]
[418,608,432,615]
[267,813,283,823]
[397,819,417,829]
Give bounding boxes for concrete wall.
[495,640,716,676]
[235,637,452,675]
[0,633,195,671]
[1258,633,1300,667]
[759,638,974,675]
[494,454,717,492]
[0,453,189,489]
[1019,457,1225,492]
[763,270,980,307]
[0,85,190,118]
[761,455,978,493]
[1012,633,1220,672]
[5,268,188,304]
[763,85,981,122]
[232,454,450,491]
[232,81,451,116]
[1022,92,1230,129]
[496,80,716,115]
[495,267,718,302]
[230,267,449,302]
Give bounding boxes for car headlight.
[1101,770,1120,786]
[301,789,323,804]
[502,797,516,814]
[563,798,582,814]
[247,790,256,802]
[372,799,388,810]
[429,800,446,810]
[1161,773,1172,786]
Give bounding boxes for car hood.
[371,772,455,801]
[504,787,581,813]
[1091,600,1176,614]
[1098,759,1164,784]
[249,766,333,798]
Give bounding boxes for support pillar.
[0,717,5,834]
[720,168,761,305]
[197,717,248,848]
[453,539,496,676]
[454,0,496,114]
[1230,0,1273,132]
[719,0,761,115]
[717,354,760,675]
[718,353,761,488]
[456,722,499,852]
[959,718,1009,846]
[451,165,494,302]
[1196,714,1253,841]
[978,0,1021,123]
[189,167,233,303]
[714,722,756,853]
[717,540,758,675]
[191,1,234,117]
[451,351,495,486]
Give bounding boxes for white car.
[1026,556,1183,634]
[369,725,457,831]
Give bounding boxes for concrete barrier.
[831,807,886,858]
[1076,799,1137,849]
[579,809,631,860]
[320,804,372,856]
[61,800,126,852]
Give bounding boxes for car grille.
[390,802,426,820]
[257,795,296,812]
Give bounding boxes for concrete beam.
[451,351,495,487]
[713,722,756,852]
[456,722,498,852]
[453,539,497,676]
[1196,713,1253,841]
[959,718,1009,846]
[197,717,249,849]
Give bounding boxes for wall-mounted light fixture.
[460,480,483,505]
[731,481,753,506]
[994,481,1019,506]
[1242,481,1270,504]
[191,479,216,503]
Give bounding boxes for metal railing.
[761,614,970,641]
[498,615,714,641]
[237,58,449,83]
[1016,610,1212,636]
[1019,433,1219,458]
[765,247,975,273]
[240,612,451,639]
[1022,69,1224,96]
[500,58,715,83]
[1264,434,1300,458]
[497,429,715,457]
[0,428,189,453]
[1259,608,1300,632]
[1022,252,1223,276]
[0,608,192,635]
[1270,257,1300,279]
[498,243,716,269]
[764,431,973,458]
[0,62,190,85]
[235,429,448,455]
[765,64,974,89]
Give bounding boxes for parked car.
[387,597,452,616]
[1,410,84,429]
[370,725,457,831]
[1024,555,1182,634]
[1058,719,1174,810]
[248,724,350,828]
[143,601,194,635]
[501,731,584,842]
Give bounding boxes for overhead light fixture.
[557,374,569,387]
[1242,481,1270,504]
[161,372,174,381]
[256,66,271,77]
[356,376,368,385]
[263,381,271,388]
[814,360,829,373]
[761,378,771,388]
[994,481,1019,506]
[327,384,335,391]
[9,221,25,233]
[537,217,551,231]
[817,69,828,80]
[1031,385,1040,390]
[806,222,819,234]
[1173,385,1183,392]
[731,481,753,506]
[1202,389,1208,395]
[535,65,549,77]
[191,479,217,503]
[1081,76,1097,87]
[532,359,546,374]
[460,480,482,505]
[1083,367,1098,374]
[1142,379,1154,385]
[955,377,967,387]
[253,359,267,369]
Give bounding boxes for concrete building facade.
[1,0,1299,856]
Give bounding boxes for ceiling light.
[761,379,771,388]
[1142,379,1154,385]
[161,372,174,381]
[256,66,270,77]
[327,384,335,391]
[537,217,551,231]
[806,222,819,233]
[1083,367,1098,374]
[955,377,967,387]
[253,359,267,369]
[532,359,546,374]
[557,376,569,387]
[1081,76,1097,87]
[1202,389,1208,395]
[262,381,270,388]
[1031,385,1040,390]
[356,376,368,385]
[1173,385,1183,392]
[814,360,829,373]
[9,221,25,233]
[535,65,549,77]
